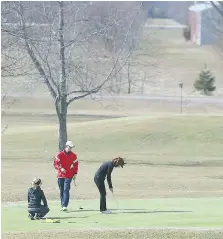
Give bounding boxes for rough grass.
[3,229,223,239]
[3,96,223,118]
[2,113,223,203]
[2,115,223,163]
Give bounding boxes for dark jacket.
[95,161,114,188]
[28,187,48,208]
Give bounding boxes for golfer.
[94,157,125,214]
[27,178,50,220]
[53,141,78,211]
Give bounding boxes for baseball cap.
[32,178,42,185]
[65,141,74,147]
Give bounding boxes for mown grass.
[2,198,223,233]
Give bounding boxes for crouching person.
[28,178,50,220]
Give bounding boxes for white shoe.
[101,210,112,214]
[61,207,68,211]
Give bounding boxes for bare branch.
[1,126,8,136]
[18,2,57,99]
[1,95,17,136]
[211,1,223,17]
[58,1,66,98]
[67,3,143,105]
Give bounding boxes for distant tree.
[194,66,216,95]
[206,2,223,56]
[183,26,191,41]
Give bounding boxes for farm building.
[188,3,220,45]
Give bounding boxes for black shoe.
[28,213,35,220]
[34,213,41,220]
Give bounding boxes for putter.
[112,192,120,213]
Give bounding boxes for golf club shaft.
[112,192,120,210]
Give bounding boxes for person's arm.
[107,164,114,189]
[70,154,78,180]
[28,189,30,203]
[53,153,66,173]
[40,190,48,207]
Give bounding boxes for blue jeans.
[57,178,72,207]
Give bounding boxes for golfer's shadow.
[111,209,193,214]
[66,209,149,213]
[66,209,192,214]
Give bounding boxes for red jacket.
[53,150,78,178]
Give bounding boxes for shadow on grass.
[112,210,193,214]
[67,209,192,214]
[46,216,88,220]
[66,209,146,213]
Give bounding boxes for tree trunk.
[58,113,67,151]
[127,62,131,94]
[57,99,68,150]
[58,1,67,151]
[141,72,146,94]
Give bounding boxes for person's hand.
[109,187,113,193]
[72,175,77,186]
[60,168,66,173]
[73,179,76,186]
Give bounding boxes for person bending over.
[94,157,125,214]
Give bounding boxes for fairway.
[2,104,223,238]
[2,198,223,233]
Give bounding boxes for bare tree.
[207,2,223,56]
[1,1,146,150]
[122,42,161,95]
[1,95,16,135]
[211,1,223,17]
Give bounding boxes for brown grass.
[3,229,223,239]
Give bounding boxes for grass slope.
[2,115,223,164]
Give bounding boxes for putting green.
[2,198,223,232]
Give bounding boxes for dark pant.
[28,205,50,217]
[94,175,107,212]
[57,178,72,207]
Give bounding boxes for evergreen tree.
[194,67,216,95]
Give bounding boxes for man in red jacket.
[53,141,78,211]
